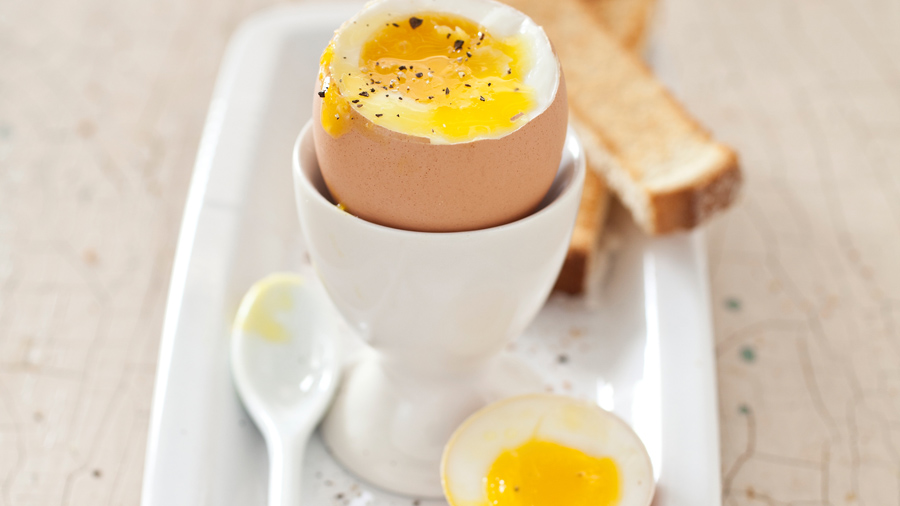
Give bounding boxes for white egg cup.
[292,121,585,497]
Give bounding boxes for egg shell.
[441,393,655,506]
[311,75,568,233]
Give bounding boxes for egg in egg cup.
[293,0,583,497]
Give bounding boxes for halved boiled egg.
[312,0,568,232]
[441,394,655,506]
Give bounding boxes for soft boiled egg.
[312,0,568,232]
[441,394,655,506]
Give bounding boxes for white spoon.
[231,273,341,506]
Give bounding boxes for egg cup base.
[319,352,543,497]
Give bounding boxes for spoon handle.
[269,434,307,506]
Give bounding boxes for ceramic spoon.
[231,273,341,506]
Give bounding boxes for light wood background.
[1,0,898,504]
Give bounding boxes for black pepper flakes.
[428,95,434,99]
[392,22,400,27]
[479,32,485,41]
[317,90,326,98]
[453,39,464,51]
[444,87,450,95]
[507,68,512,74]
[370,88,376,92]
[464,84,471,87]
[479,95,485,101]
[359,91,369,97]
[399,65,407,70]
[375,113,383,117]
[466,51,472,58]
[351,99,359,103]
[415,72,423,78]
[409,16,423,29]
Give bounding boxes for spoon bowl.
[231,273,341,505]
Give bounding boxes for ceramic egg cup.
[292,121,585,497]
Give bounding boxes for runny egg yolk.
[319,43,352,137]
[483,440,620,506]
[321,13,535,142]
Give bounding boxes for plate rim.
[140,3,721,504]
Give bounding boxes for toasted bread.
[549,0,657,294]
[554,167,611,294]
[583,0,658,53]
[509,0,741,238]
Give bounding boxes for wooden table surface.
[1,0,898,504]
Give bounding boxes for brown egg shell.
[311,74,569,233]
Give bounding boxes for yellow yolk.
[319,43,353,137]
[482,440,620,506]
[235,275,298,342]
[320,13,535,142]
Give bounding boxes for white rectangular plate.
[141,4,721,505]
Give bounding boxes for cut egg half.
[441,394,655,506]
[312,0,569,232]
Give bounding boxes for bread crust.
[554,168,609,294]
[555,248,591,294]
[649,148,741,234]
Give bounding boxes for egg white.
[441,394,655,506]
[327,0,560,144]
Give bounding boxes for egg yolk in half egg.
[442,394,654,506]
[320,13,535,143]
[484,439,619,506]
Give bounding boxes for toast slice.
[551,0,657,294]
[509,0,742,236]
[583,0,659,54]
[554,167,611,294]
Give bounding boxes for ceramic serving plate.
[140,3,722,505]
